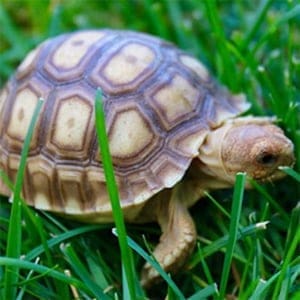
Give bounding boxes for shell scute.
[45,84,95,160]
[4,77,51,152]
[148,72,202,130]
[85,168,111,211]
[89,39,160,94]
[26,156,55,209]
[52,97,92,151]
[149,152,188,188]
[107,105,160,165]
[179,54,210,82]
[16,47,41,79]
[43,31,108,82]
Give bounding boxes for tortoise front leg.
[141,186,197,288]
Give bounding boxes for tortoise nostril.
[257,153,278,166]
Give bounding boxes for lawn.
[0,0,299,299]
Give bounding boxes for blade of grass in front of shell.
[94,88,139,299]
[3,97,43,300]
[0,169,14,191]
[218,172,246,300]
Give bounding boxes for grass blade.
[188,283,219,300]
[202,0,237,89]
[165,0,187,47]
[3,97,43,300]
[24,224,105,261]
[0,257,91,294]
[0,170,14,192]
[112,228,185,299]
[94,88,138,299]
[279,166,300,182]
[284,203,300,262]
[252,4,300,55]
[249,265,300,300]
[143,0,170,40]
[218,172,246,300]
[189,221,269,269]
[61,243,109,299]
[240,0,274,51]
[195,242,215,286]
[272,206,300,299]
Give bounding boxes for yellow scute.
[109,109,154,158]
[52,31,105,69]
[7,88,39,140]
[53,97,92,150]
[103,43,155,84]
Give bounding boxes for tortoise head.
[198,117,295,186]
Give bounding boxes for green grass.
[3,98,43,300]
[94,89,142,300]
[0,0,300,299]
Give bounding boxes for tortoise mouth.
[252,148,295,183]
[252,166,290,183]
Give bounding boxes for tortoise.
[0,29,295,288]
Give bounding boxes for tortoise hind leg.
[141,186,197,288]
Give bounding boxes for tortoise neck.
[185,160,234,191]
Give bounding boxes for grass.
[94,89,141,300]
[3,97,43,300]
[0,0,299,299]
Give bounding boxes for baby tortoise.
[0,30,294,287]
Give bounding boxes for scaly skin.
[140,185,197,288]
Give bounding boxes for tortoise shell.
[0,29,249,219]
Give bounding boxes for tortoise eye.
[256,152,278,166]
